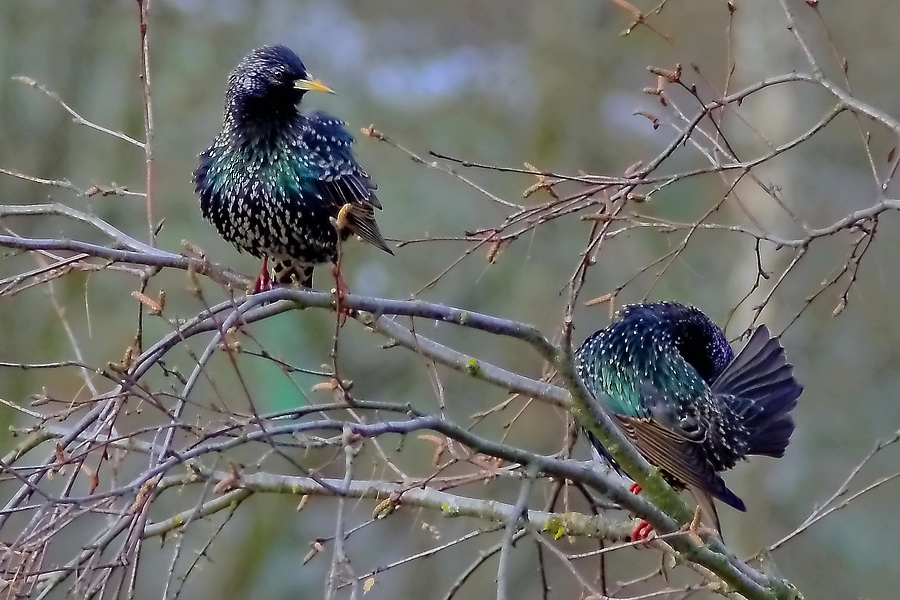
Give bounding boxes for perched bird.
[194,45,392,295]
[575,302,802,540]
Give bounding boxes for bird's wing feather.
[614,413,746,511]
[301,111,392,254]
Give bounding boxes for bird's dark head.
[224,45,335,132]
[668,303,734,383]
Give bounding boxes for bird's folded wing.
[614,414,746,511]
[302,111,393,255]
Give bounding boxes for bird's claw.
[627,482,655,543]
[630,519,655,543]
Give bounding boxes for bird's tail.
[710,325,803,458]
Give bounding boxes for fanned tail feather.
[711,325,803,459]
[746,417,795,458]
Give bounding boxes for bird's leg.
[251,256,273,294]
[627,482,655,542]
[331,261,353,326]
[330,204,355,326]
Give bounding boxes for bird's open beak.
[294,77,336,94]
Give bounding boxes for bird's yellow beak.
[294,77,336,94]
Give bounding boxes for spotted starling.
[575,302,802,539]
[194,45,392,293]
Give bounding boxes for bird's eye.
[268,68,290,85]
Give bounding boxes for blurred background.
[2,1,900,598]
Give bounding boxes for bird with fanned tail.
[194,45,392,297]
[575,302,802,541]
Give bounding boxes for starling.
[575,302,802,539]
[194,45,392,294]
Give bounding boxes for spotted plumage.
[194,45,392,289]
[575,302,802,526]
